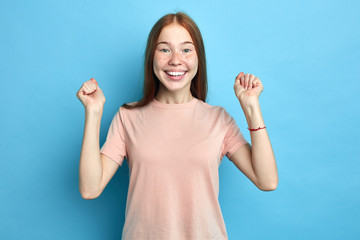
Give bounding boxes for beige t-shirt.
[100,97,248,240]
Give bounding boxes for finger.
[83,85,91,94]
[235,72,244,81]
[253,77,260,87]
[85,82,96,94]
[88,81,97,91]
[89,84,96,93]
[252,81,258,88]
[235,72,244,86]
[244,73,250,89]
[248,74,255,89]
[84,82,94,93]
[89,81,98,92]
[240,73,245,88]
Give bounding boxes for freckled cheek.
[184,55,198,69]
[153,55,168,72]
[154,54,168,63]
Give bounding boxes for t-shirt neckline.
[151,97,198,109]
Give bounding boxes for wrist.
[240,99,260,117]
[85,106,103,117]
[239,100,265,129]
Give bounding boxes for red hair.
[122,12,208,109]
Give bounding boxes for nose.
[168,50,182,65]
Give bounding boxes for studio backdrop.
[1,0,359,239]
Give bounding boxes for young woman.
[76,12,278,240]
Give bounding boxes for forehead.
[157,23,193,44]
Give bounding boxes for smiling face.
[153,23,198,97]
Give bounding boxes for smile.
[164,71,187,80]
[165,71,186,76]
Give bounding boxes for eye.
[183,49,191,53]
[160,49,170,52]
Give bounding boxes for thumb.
[90,78,98,85]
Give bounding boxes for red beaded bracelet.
[247,126,266,131]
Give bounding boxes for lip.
[165,69,188,72]
[164,71,187,81]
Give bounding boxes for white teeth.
[166,71,186,76]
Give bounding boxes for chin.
[162,80,191,91]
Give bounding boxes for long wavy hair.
[121,12,208,109]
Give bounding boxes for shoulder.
[198,100,225,113]
[119,101,140,112]
[119,100,148,117]
[197,100,230,125]
[202,101,237,125]
[127,101,139,107]
[120,100,139,108]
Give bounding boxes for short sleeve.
[221,109,248,160]
[100,107,127,166]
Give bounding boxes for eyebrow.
[156,41,194,46]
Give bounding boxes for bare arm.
[229,101,278,191]
[230,72,278,191]
[77,78,120,199]
[79,109,104,199]
[79,108,121,199]
[242,101,278,190]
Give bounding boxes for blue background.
[1,0,359,239]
